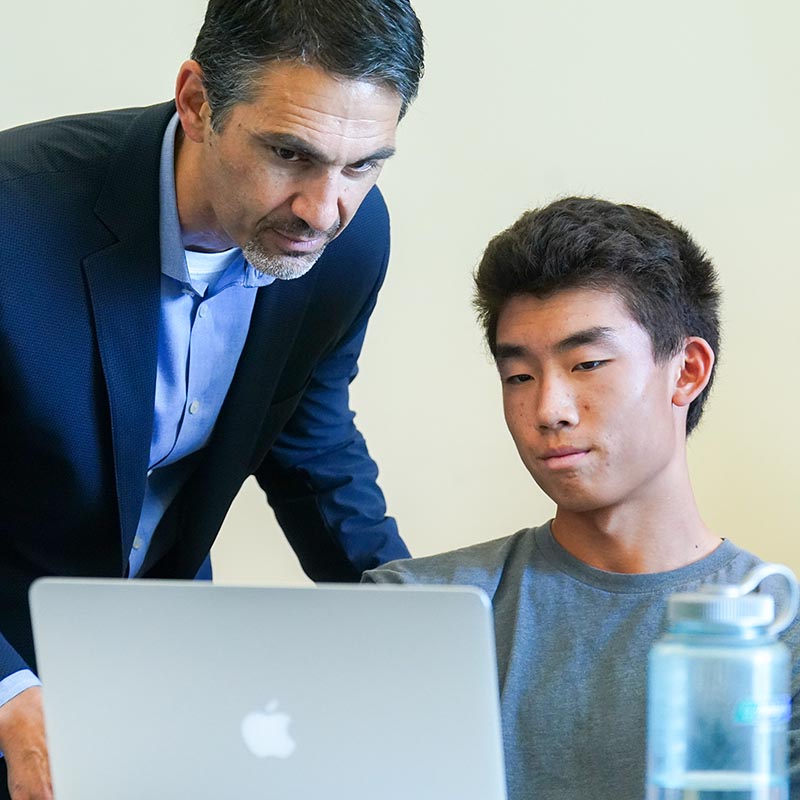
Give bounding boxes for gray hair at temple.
[191,0,425,131]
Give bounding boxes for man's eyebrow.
[494,326,618,362]
[254,132,396,166]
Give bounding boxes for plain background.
[3,1,798,583]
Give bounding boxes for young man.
[0,1,423,796]
[364,197,800,799]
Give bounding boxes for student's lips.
[539,447,590,469]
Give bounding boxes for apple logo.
[241,700,297,759]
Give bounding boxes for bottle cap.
[667,563,799,636]
[668,591,774,632]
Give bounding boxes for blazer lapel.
[83,103,175,568]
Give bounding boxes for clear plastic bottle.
[646,563,799,800]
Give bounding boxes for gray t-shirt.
[363,522,800,800]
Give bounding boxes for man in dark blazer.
[0,0,424,796]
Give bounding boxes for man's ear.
[174,60,211,144]
[672,336,715,408]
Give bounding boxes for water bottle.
[646,563,799,800]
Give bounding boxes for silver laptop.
[30,579,507,800]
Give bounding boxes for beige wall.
[5,1,798,583]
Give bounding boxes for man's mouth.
[256,215,341,257]
[269,229,328,254]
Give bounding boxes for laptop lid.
[30,579,507,800]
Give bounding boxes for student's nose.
[534,374,579,431]
[290,171,343,234]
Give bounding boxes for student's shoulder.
[362,524,546,595]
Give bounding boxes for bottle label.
[734,695,791,725]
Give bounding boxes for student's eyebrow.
[494,343,528,363]
[554,326,617,353]
[254,132,396,166]
[494,326,617,363]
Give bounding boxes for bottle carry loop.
[697,563,800,636]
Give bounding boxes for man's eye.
[574,360,606,372]
[273,147,302,162]
[348,159,378,174]
[505,374,533,384]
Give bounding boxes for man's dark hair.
[474,196,721,434]
[191,0,424,130]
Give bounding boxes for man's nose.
[535,375,579,431]
[290,171,343,234]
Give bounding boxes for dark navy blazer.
[0,102,409,679]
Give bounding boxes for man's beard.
[243,216,340,280]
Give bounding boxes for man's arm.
[253,189,409,579]
[0,688,52,800]
[254,303,409,580]
[0,642,51,799]
[0,673,42,726]
[0,636,29,688]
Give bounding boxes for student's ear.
[175,60,211,144]
[671,336,715,408]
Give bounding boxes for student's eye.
[505,374,533,385]
[273,147,303,162]
[574,360,606,372]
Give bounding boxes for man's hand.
[0,687,53,800]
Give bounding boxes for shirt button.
[132,536,144,551]
[198,305,208,318]
[188,400,200,415]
